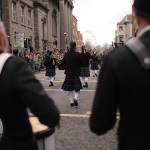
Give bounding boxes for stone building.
[72,15,83,51]
[1,0,74,52]
[115,14,132,45]
[72,15,78,42]
[77,31,83,51]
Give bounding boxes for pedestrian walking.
[33,53,40,73]
[90,0,150,149]
[58,41,82,107]
[80,45,93,88]
[91,50,99,77]
[0,20,60,150]
[44,50,57,86]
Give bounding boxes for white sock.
[85,77,88,82]
[50,76,54,82]
[95,70,98,74]
[74,91,79,100]
[69,91,74,103]
[93,70,95,76]
[48,77,51,84]
[82,77,86,84]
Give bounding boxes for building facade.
[115,14,132,45]
[72,15,83,51]
[1,0,74,52]
[77,31,83,51]
[72,15,78,42]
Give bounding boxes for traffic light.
[24,38,32,48]
[24,38,27,48]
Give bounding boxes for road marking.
[60,114,89,118]
[60,114,120,119]
[45,89,96,92]
[38,79,98,82]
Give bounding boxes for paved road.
[35,69,118,150]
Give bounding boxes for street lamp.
[64,32,67,44]
[64,32,68,51]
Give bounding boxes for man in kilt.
[80,46,93,88]
[91,50,99,77]
[58,42,82,107]
[44,51,57,86]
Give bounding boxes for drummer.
[0,20,60,150]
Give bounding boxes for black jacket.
[58,51,82,76]
[0,57,60,150]
[80,52,93,67]
[90,31,150,150]
[44,56,56,69]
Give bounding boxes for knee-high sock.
[82,77,86,84]
[69,91,74,103]
[85,77,88,82]
[74,91,79,100]
[50,76,54,82]
[94,70,98,74]
[92,70,95,76]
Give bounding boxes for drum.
[29,117,55,150]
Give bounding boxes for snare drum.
[29,117,55,150]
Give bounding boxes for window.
[119,26,123,31]
[52,9,57,37]
[21,6,24,24]
[14,32,17,47]
[28,10,31,27]
[119,35,123,42]
[42,23,45,39]
[12,2,16,21]
[41,17,46,39]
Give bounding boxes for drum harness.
[126,38,150,70]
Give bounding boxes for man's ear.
[132,10,140,28]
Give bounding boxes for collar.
[137,25,150,38]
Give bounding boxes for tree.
[84,41,92,52]
[102,43,109,51]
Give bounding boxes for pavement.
[35,69,118,150]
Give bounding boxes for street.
[35,69,118,150]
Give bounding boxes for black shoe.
[49,81,53,86]
[74,100,78,107]
[95,73,97,77]
[85,82,88,88]
[83,84,86,88]
[70,103,74,107]
[93,75,95,77]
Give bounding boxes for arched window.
[52,9,57,37]
[41,17,46,39]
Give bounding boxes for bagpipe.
[51,46,67,65]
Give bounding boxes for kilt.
[62,74,82,92]
[80,67,90,77]
[45,68,56,76]
[91,63,99,70]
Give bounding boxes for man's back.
[0,56,60,150]
[90,30,150,150]
[63,51,82,76]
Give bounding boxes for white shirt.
[137,25,150,38]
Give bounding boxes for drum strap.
[0,53,12,74]
[126,38,150,70]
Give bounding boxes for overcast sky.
[73,0,133,46]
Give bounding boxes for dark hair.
[70,41,76,51]
[133,0,150,21]
[13,48,18,55]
